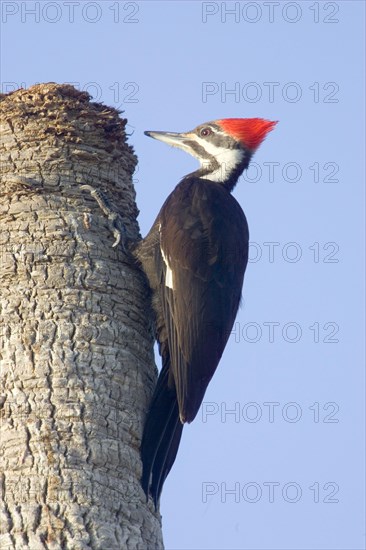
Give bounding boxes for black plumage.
[136,176,248,507]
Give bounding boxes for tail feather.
[141,356,183,507]
[150,406,183,508]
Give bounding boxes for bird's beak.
[144,130,189,150]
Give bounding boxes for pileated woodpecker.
[135,118,277,507]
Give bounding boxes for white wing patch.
[161,245,174,290]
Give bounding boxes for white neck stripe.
[193,136,244,182]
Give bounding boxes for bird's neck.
[188,150,251,192]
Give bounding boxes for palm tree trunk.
[0,83,163,549]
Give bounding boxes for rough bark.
[0,83,163,549]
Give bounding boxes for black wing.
[159,178,249,422]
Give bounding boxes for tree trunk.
[0,83,163,549]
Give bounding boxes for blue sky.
[1,1,365,548]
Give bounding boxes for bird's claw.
[80,184,128,251]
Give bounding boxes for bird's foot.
[80,184,129,251]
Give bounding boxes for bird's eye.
[200,127,212,137]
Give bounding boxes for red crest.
[217,118,277,150]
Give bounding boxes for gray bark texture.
[0,83,164,549]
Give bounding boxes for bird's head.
[145,118,277,190]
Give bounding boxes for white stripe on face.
[194,135,244,182]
